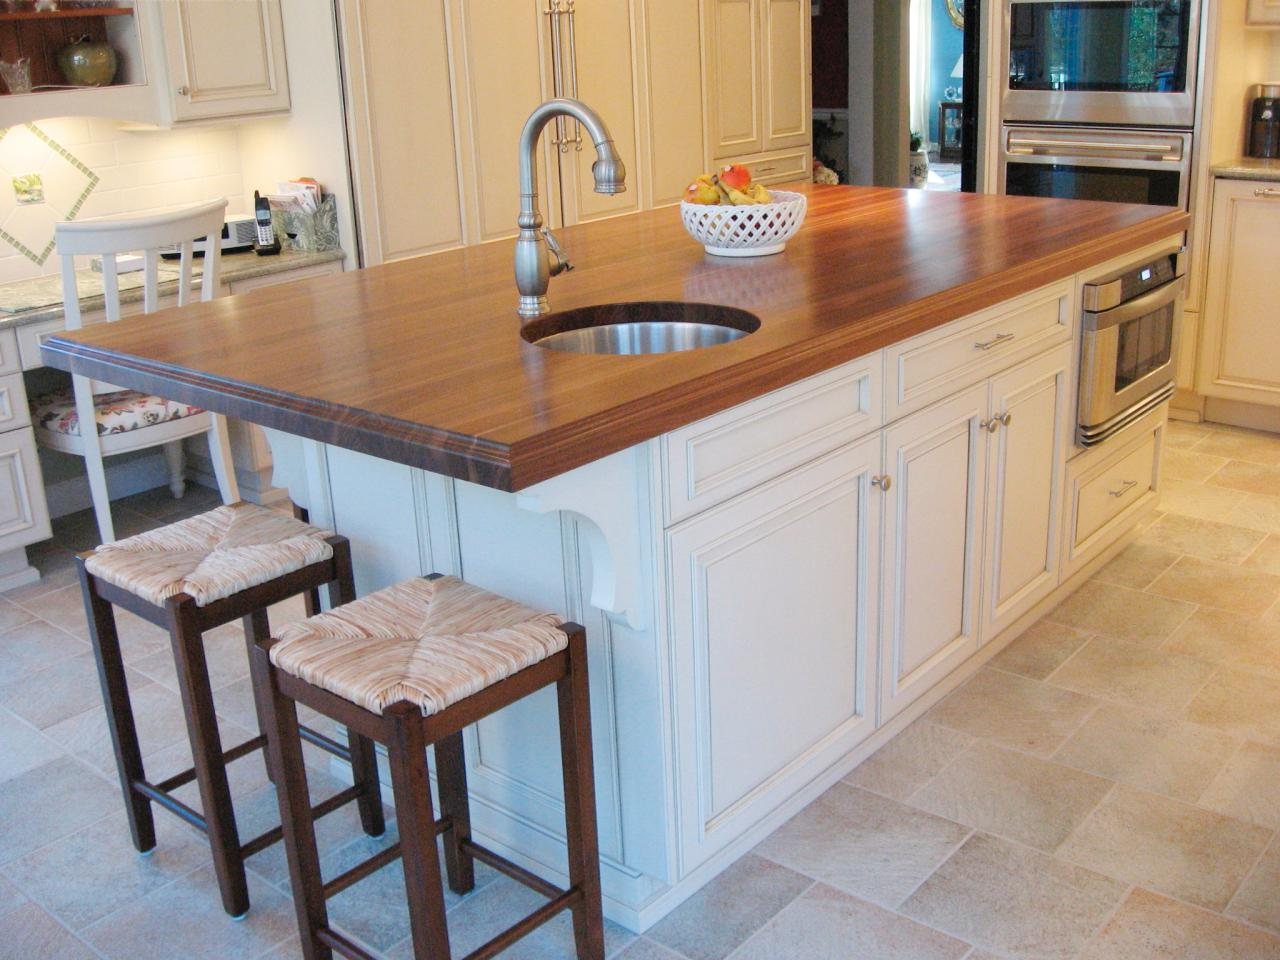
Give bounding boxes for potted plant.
[909,130,929,188]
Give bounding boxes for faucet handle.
[542,226,573,276]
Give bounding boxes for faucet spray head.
[591,149,627,195]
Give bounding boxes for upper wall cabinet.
[155,0,290,122]
[1246,0,1280,25]
[0,0,290,126]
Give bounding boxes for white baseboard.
[44,451,171,519]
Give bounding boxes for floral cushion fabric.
[33,389,204,438]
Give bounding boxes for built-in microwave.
[1002,0,1201,129]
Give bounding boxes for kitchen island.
[43,185,1187,930]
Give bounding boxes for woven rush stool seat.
[77,502,386,920]
[255,574,605,960]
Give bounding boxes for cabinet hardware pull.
[565,0,582,151]
[872,474,892,491]
[974,332,1014,351]
[1000,411,1013,427]
[980,417,1002,433]
[545,1,566,149]
[1109,479,1139,497]
[757,166,777,174]
[177,85,189,97]
[1255,188,1280,199]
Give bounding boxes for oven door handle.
[1005,137,1184,160]
[1082,277,1183,332]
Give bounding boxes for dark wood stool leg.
[166,596,249,918]
[386,703,452,960]
[293,503,324,618]
[77,560,156,855]
[557,627,605,960]
[251,641,333,960]
[243,609,277,785]
[434,732,475,894]
[347,730,386,838]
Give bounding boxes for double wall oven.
[999,0,1201,210]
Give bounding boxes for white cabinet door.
[0,428,52,554]
[761,0,809,152]
[1197,179,1280,407]
[668,435,880,871]
[643,0,708,205]
[879,384,986,722]
[703,0,763,160]
[159,0,290,121]
[980,343,1072,641]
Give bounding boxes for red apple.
[718,163,752,191]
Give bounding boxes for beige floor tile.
[1198,741,1280,830]
[1186,666,1280,744]
[730,884,969,960]
[0,599,35,633]
[1046,638,1216,713]
[1152,560,1280,619]
[1209,459,1280,497]
[1047,581,1196,647]
[1162,446,1230,482]
[0,619,88,688]
[0,902,97,959]
[1227,836,1280,934]
[1080,887,1280,959]
[1159,478,1246,522]
[1165,419,1214,449]
[1162,607,1280,676]
[1091,541,1181,590]
[647,853,811,960]
[926,668,1098,757]
[19,581,171,661]
[1051,701,1236,802]
[755,783,970,908]
[1193,426,1280,466]
[1245,533,1280,574]
[0,708,64,783]
[844,720,973,801]
[617,941,687,960]
[1140,513,1267,564]
[0,651,149,731]
[900,832,1126,960]
[908,741,1112,852]
[0,757,119,864]
[989,621,1092,681]
[1058,783,1272,910]
[1228,492,1280,533]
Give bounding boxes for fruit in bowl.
[679,164,807,258]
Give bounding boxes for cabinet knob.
[178,85,190,97]
[872,474,892,491]
[980,417,1001,433]
[1000,411,1013,427]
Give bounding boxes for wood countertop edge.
[41,203,1189,493]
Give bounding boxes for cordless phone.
[254,190,280,255]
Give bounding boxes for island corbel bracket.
[516,446,650,630]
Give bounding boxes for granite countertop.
[1211,157,1280,183]
[0,248,346,329]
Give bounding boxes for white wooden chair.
[32,199,239,544]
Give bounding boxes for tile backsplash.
[0,117,247,285]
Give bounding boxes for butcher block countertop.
[41,184,1187,492]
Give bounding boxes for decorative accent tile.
[0,123,99,265]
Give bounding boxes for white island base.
[259,246,1174,931]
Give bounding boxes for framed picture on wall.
[938,102,963,161]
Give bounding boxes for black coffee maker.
[1248,83,1280,159]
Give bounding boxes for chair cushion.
[32,389,203,438]
[84,502,335,608]
[269,576,567,717]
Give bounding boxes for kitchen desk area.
[43,184,1189,930]
[0,248,345,591]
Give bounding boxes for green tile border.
[0,122,101,266]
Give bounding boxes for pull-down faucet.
[515,98,626,319]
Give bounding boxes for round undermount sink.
[521,301,760,356]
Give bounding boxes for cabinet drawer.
[1062,406,1165,575]
[717,149,811,185]
[663,352,883,525]
[0,329,19,376]
[0,373,30,433]
[228,261,343,295]
[16,317,65,370]
[0,426,51,551]
[885,282,1073,420]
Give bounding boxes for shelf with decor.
[0,2,142,99]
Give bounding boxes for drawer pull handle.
[1109,479,1139,497]
[757,166,776,174]
[872,474,892,491]
[980,417,1002,433]
[974,332,1015,351]
[1254,188,1280,199]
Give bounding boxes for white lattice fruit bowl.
[679,190,808,257]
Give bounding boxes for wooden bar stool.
[252,574,605,960]
[77,502,386,919]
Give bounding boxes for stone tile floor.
[2,420,1279,958]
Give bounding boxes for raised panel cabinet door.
[980,343,1072,641]
[1197,180,1280,407]
[703,0,763,160]
[558,0,643,224]
[643,0,708,206]
[160,0,290,121]
[340,0,465,263]
[761,0,809,151]
[879,383,986,723]
[668,435,881,871]
[0,427,51,554]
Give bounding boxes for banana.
[747,182,772,203]
[712,176,734,204]
[726,184,756,205]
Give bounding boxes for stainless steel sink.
[521,301,760,356]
